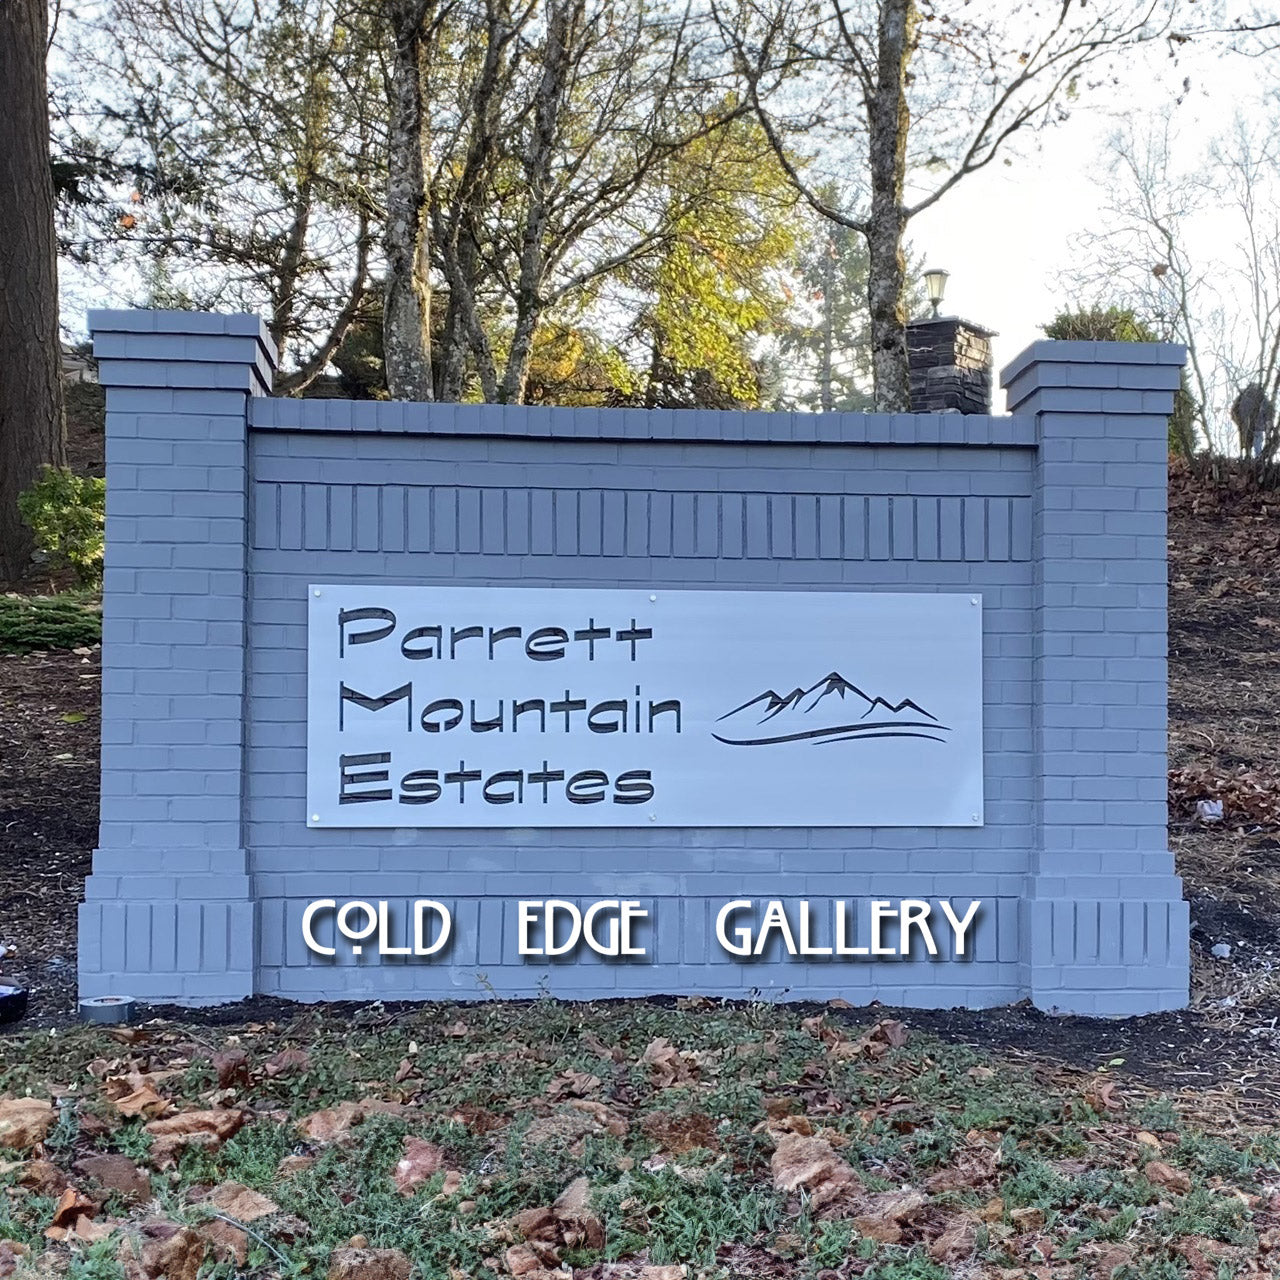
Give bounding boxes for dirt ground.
[4,445,1280,1101]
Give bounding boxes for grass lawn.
[3,999,1279,1279]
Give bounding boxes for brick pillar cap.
[88,309,278,393]
[1000,339,1186,389]
[89,309,277,368]
[88,308,272,344]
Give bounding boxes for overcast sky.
[911,37,1267,400]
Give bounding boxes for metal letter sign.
[306,586,984,829]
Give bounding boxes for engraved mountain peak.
[715,671,945,747]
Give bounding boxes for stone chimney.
[907,317,995,414]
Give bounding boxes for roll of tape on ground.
[79,996,136,1025]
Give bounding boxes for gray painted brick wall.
[80,311,1188,1014]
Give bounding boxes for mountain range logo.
[713,671,950,747]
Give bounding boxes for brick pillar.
[79,311,275,1003]
[1003,340,1188,1015]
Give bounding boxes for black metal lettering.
[338,607,395,657]
[401,625,443,659]
[340,682,412,731]
[420,698,464,732]
[526,627,568,661]
[573,617,610,659]
[566,770,609,804]
[648,699,682,733]
[339,752,392,803]
[616,619,653,660]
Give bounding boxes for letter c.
[302,899,337,956]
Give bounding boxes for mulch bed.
[0,648,99,1020]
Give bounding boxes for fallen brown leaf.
[76,1153,151,1204]
[1010,1205,1046,1232]
[298,1102,365,1143]
[73,1217,118,1244]
[1084,1079,1121,1112]
[1145,1160,1192,1194]
[20,1158,70,1197]
[113,1085,171,1119]
[44,1186,96,1239]
[978,1197,1004,1223]
[392,1136,444,1196]
[546,1069,601,1100]
[144,1109,246,1169]
[567,1099,628,1137]
[265,1048,311,1078]
[211,1050,250,1089]
[0,1241,28,1280]
[640,1038,695,1088]
[207,1181,279,1222]
[853,1214,901,1244]
[0,1097,53,1150]
[929,1214,979,1263]
[200,1219,249,1265]
[1078,1241,1134,1274]
[327,1247,413,1280]
[123,1227,207,1280]
[553,1175,604,1250]
[504,1244,548,1276]
[770,1133,858,1211]
[856,1187,926,1235]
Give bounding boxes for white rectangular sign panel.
[305,586,983,828]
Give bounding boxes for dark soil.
[0,648,99,1022]
[4,410,1280,1100]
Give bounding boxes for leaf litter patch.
[1,1004,1280,1278]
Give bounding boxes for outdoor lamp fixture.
[924,268,949,318]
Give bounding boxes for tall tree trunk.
[820,232,835,413]
[437,0,512,403]
[437,230,482,401]
[499,0,578,404]
[0,0,66,583]
[270,178,314,367]
[384,0,434,401]
[865,0,916,413]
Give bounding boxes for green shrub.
[0,594,101,654]
[1043,306,1158,343]
[17,466,106,586]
